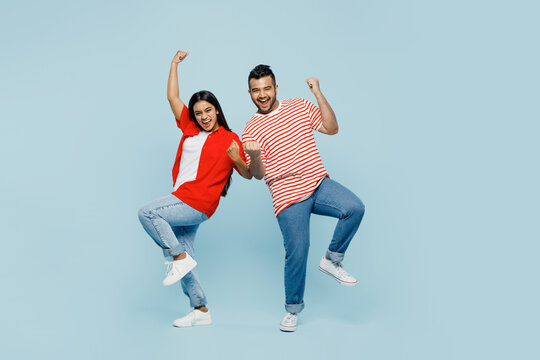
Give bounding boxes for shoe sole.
[318,266,358,287]
[163,260,197,286]
[173,320,212,328]
[279,324,297,332]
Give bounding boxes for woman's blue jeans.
[138,194,208,308]
[276,178,365,314]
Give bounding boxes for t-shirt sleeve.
[302,99,323,131]
[241,129,267,168]
[175,105,191,131]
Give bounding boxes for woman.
[138,50,251,327]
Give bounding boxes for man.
[242,65,365,332]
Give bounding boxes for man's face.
[249,76,279,114]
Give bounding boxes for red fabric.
[171,106,246,218]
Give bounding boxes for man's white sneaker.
[173,309,212,327]
[279,313,297,332]
[163,253,197,286]
[318,256,358,286]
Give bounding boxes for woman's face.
[193,100,220,132]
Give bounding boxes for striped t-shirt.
[242,98,328,216]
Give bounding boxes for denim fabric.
[276,178,365,314]
[138,194,209,307]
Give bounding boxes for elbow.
[326,126,338,135]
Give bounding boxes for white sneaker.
[163,253,197,286]
[279,313,297,332]
[318,257,358,286]
[173,309,212,327]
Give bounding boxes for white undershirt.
[174,131,210,190]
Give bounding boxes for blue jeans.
[138,194,208,308]
[276,178,365,314]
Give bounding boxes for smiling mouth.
[258,99,269,107]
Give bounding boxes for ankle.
[173,252,187,261]
[195,306,208,313]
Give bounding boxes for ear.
[275,84,279,92]
[248,89,251,95]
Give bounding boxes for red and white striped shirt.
[242,98,328,216]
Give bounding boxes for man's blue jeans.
[138,194,208,308]
[276,178,365,314]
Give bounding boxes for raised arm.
[306,78,338,135]
[167,50,189,119]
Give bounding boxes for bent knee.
[138,206,151,223]
[345,200,365,219]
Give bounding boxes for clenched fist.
[172,50,189,64]
[227,140,241,162]
[243,141,261,159]
[306,78,320,94]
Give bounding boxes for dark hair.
[188,90,233,197]
[248,64,276,88]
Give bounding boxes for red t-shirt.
[172,105,246,218]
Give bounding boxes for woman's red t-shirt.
[171,106,246,218]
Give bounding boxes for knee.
[138,206,152,223]
[285,238,310,259]
[345,199,365,220]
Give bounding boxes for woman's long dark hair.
[188,90,233,197]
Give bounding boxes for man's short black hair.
[248,64,276,88]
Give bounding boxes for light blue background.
[1,0,538,359]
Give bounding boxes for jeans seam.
[313,200,346,217]
[312,199,349,253]
[149,216,167,250]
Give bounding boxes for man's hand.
[172,50,189,65]
[227,140,241,162]
[243,141,261,159]
[306,78,321,94]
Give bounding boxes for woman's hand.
[227,140,252,179]
[172,50,189,65]
[227,140,241,162]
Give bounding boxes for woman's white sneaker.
[318,257,358,286]
[279,313,298,332]
[173,309,212,327]
[163,254,197,286]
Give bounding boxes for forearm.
[232,158,253,179]
[313,90,338,135]
[249,156,266,180]
[167,62,180,101]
